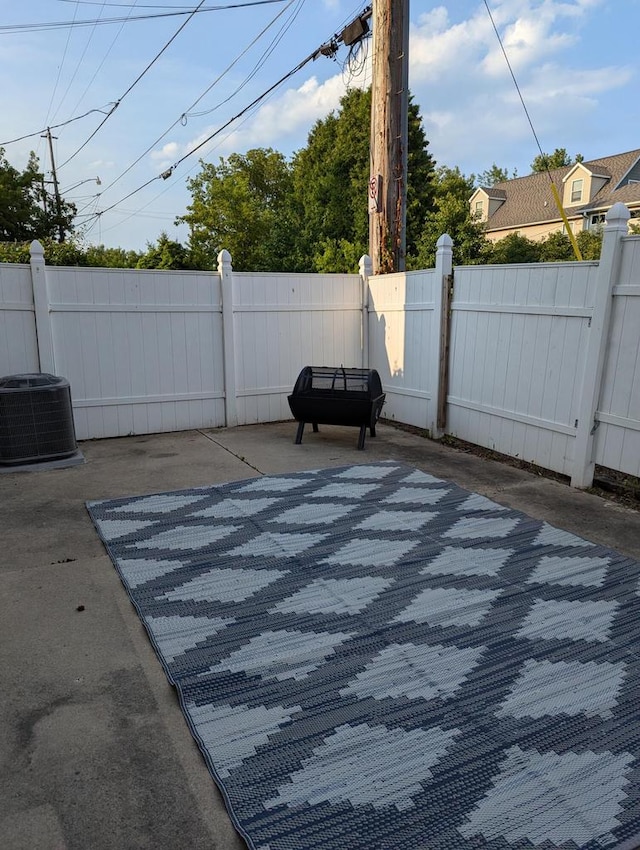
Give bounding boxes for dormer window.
[571,178,583,203]
[475,200,483,215]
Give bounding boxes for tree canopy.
[414,166,488,267]
[291,87,436,270]
[0,147,76,242]
[482,228,602,264]
[0,109,610,271]
[530,148,583,173]
[476,163,517,187]
[291,88,372,270]
[136,232,192,270]
[178,87,437,273]
[178,148,297,272]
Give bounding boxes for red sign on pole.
[369,174,382,213]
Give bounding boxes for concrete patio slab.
[1,422,638,850]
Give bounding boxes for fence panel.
[447,262,599,477]
[233,271,363,425]
[2,231,638,483]
[594,236,640,476]
[46,266,226,439]
[0,263,39,377]
[368,269,437,428]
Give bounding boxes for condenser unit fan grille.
[0,373,78,465]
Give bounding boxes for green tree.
[178,148,297,271]
[485,232,541,264]
[0,147,76,241]
[405,93,438,258]
[535,229,602,262]
[0,237,145,267]
[312,238,365,274]
[136,232,193,270]
[538,230,574,261]
[414,166,488,267]
[530,148,583,173]
[576,229,602,260]
[178,89,435,273]
[292,87,436,271]
[0,238,85,265]
[84,244,142,268]
[476,163,516,186]
[292,88,371,270]
[0,242,30,263]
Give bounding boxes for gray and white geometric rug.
[87,462,640,850]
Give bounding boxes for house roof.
[478,149,640,231]
[475,187,507,200]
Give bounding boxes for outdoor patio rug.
[87,462,640,850]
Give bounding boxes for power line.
[65,0,142,124]
[57,0,209,169]
[89,79,281,235]
[1,1,294,157]
[94,7,368,240]
[0,106,114,147]
[96,0,303,197]
[185,0,305,119]
[55,1,258,6]
[56,0,281,6]
[48,0,115,126]
[482,0,583,261]
[164,46,325,172]
[41,0,81,133]
[80,5,372,228]
[0,1,287,33]
[482,1,545,167]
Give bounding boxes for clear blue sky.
[1,0,638,252]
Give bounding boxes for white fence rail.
[0,204,638,487]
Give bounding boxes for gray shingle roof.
[479,149,640,231]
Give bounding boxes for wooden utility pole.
[369,0,409,274]
[43,128,65,243]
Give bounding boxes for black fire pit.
[288,366,385,450]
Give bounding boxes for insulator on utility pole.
[369,0,409,274]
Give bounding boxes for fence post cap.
[30,240,44,258]
[436,233,453,249]
[359,254,373,276]
[217,249,232,270]
[605,202,631,228]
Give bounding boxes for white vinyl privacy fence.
[0,203,638,487]
[0,245,364,442]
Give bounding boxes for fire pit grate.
[287,366,385,449]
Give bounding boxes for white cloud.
[410,7,494,83]
[482,17,576,76]
[405,0,630,174]
[410,0,606,82]
[521,62,633,102]
[238,74,360,140]
[156,70,367,166]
